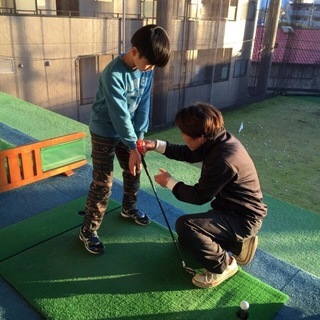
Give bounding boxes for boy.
[143,103,267,288]
[79,24,171,255]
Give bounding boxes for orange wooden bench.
[0,132,87,193]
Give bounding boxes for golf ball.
[240,300,249,310]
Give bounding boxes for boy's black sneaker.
[79,226,105,255]
[120,208,151,226]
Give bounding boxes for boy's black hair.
[131,24,171,67]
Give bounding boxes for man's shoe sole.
[192,266,238,289]
[235,236,258,265]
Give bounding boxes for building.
[284,0,320,29]
[0,0,258,129]
[249,26,320,95]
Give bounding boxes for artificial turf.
[0,200,288,320]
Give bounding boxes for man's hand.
[154,168,171,187]
[129,149,142,176]
[137,139,156,155]
[144,140,156,151]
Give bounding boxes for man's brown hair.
[175,102,224,139]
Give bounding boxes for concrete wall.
[0,0,256,128]
[0,15,122,119]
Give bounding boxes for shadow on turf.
[0,214,288,320]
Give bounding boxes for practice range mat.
[0,197,288,320]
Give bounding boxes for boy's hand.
[154,168,171,187]
[129,149,142,176]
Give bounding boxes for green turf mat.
[0,197,121,262]
[0,208,287,320]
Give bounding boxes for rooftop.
[252,26,320,64]
[0,92,319,319]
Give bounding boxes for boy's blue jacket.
[89,54,153,150]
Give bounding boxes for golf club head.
[184,266,196,275]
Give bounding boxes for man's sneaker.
[234,236,258,265]
[79,226,105,255]
[120,208,151,226]
[192,256,238,288]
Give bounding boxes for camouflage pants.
[84,132,140,232]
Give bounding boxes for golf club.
[137,140,196,275]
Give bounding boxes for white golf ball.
[240,300,249,310]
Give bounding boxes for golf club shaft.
[140,156,186,263]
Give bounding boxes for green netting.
[41,138,86,172]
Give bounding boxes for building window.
[0,59,14,74]
[170,49,218,88]
[168,51,183,89]
[78,54,114,105]
[191,49,215,86]
[244,1,257,21]
[199,0,228,19]
[188,0,238,20]
[15,0,37,14]
[171,49,217,88]
[234,59,248,78]
[214,48,232,82]
[229,0,238,20]
[141,0,156,18]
